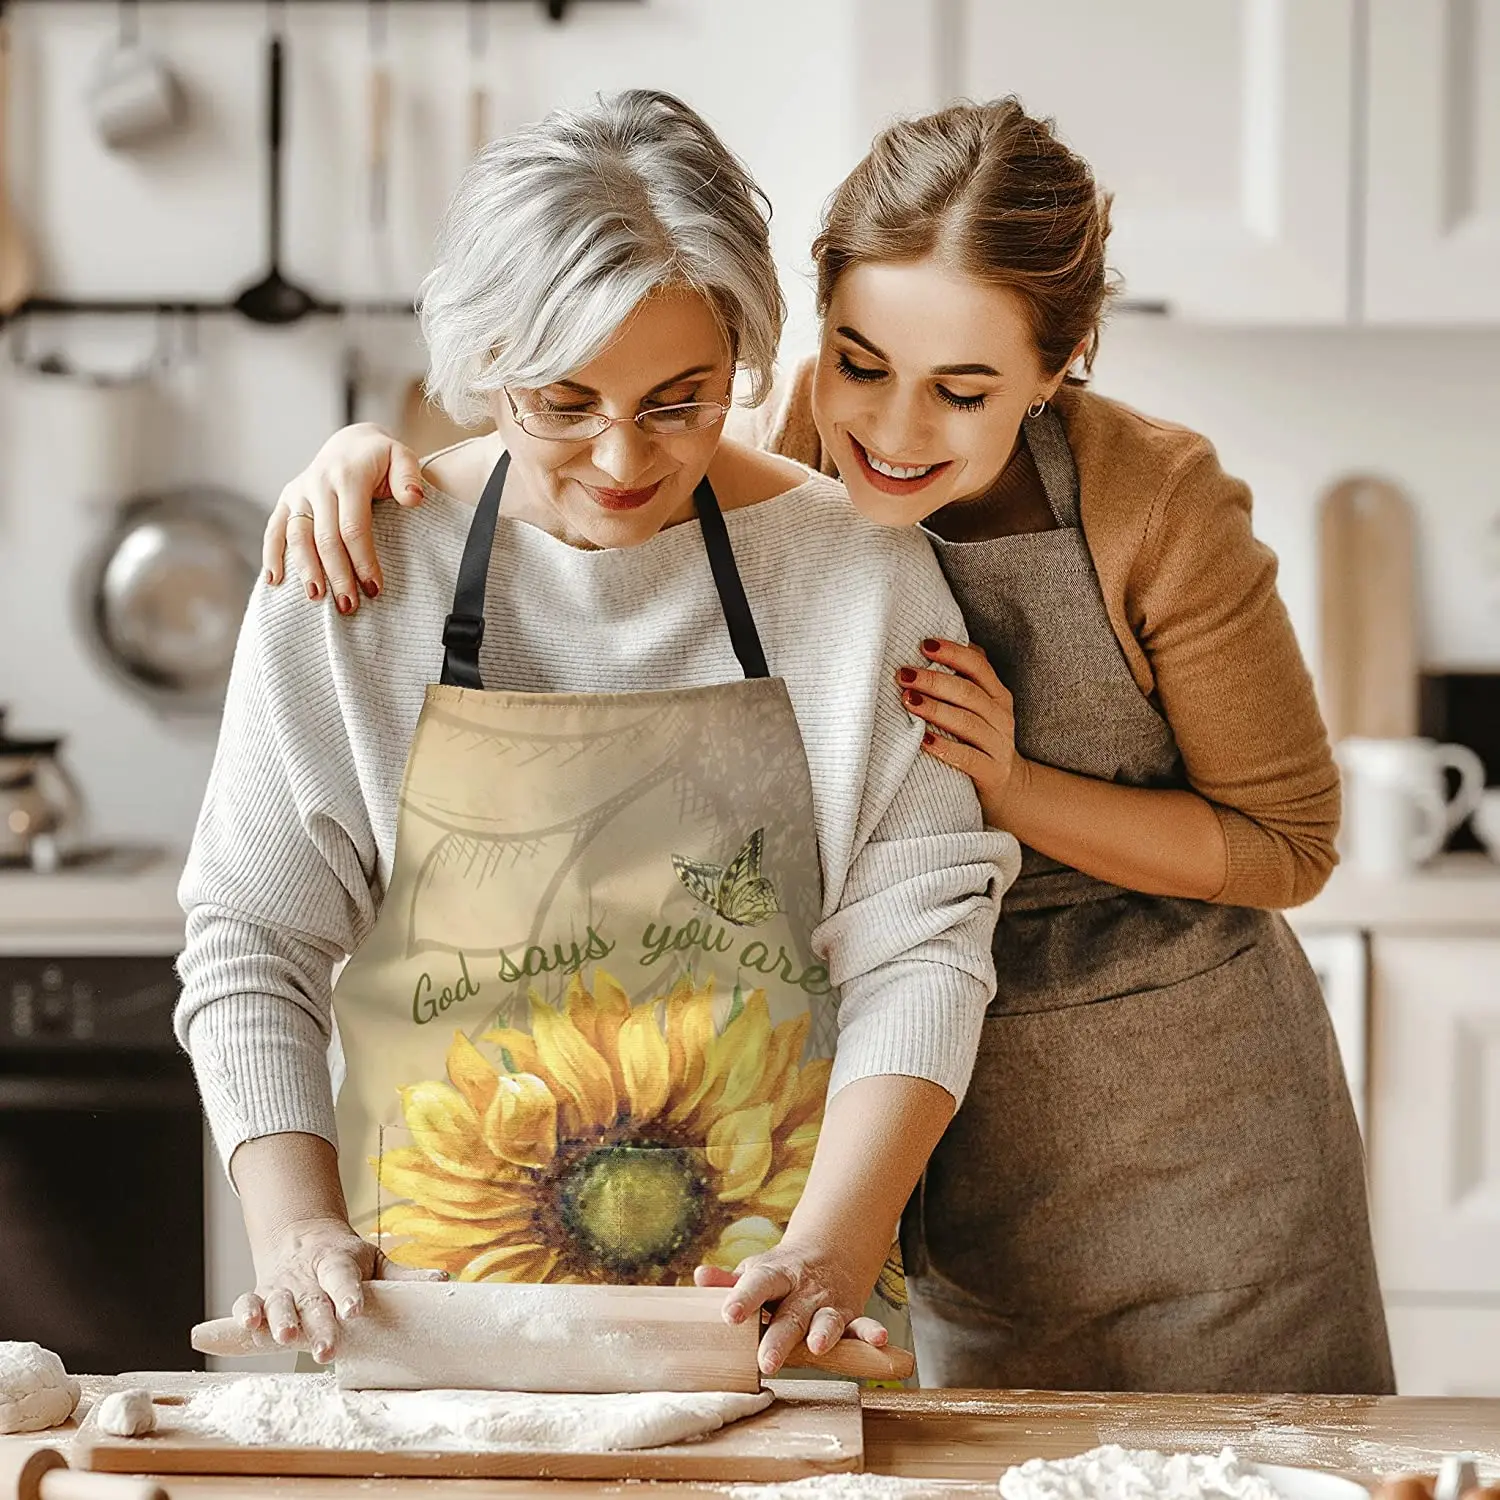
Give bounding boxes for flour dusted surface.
[180,1375,771,1452]
[1001,1447,1287,1500]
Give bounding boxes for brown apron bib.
[329,453,903,1332]
[901,408,1393,1394]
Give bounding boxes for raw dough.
[182,1374,774,1452]
[0,1342,81,1434]
[97,1386,156,1437]
[1000,1446,1286,1500]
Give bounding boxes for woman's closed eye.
[836,351,989,412]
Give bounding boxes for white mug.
[1336,736,1486,876]
[89,41,184,151]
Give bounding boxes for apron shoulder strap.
[1023,404,1082,531]
[694,475,768,680]
[440,454,770,689]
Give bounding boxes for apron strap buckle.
[443,613,486,654]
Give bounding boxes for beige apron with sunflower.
[332,452,905,1342]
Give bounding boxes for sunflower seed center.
[557,1143,710,1277]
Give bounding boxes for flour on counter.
[724,1474,994,1499]
[179,1375,772,1452]
[1000,1447,1286,1500]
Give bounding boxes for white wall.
[2,2,1498,851]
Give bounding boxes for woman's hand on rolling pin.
[262,423,422,615]
[694,1239,890,1376]
[898,637,1030,828]
[237,1214,445,1364]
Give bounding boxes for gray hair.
[420,89,785,425]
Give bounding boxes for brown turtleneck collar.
[922,439,1058,543]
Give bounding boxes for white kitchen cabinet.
[1364,0,1500,321]
[1368,935,1500,1296]
[1385,1303,1500,1396]
[949,0,1357,322]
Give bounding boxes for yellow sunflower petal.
[481,1072,559,1169]
[774,1120,820,1177]
[562,972,594,1049]
[480,1027,553,1087]
[590,969,632,1087]
[377,1202,535,1248]
[446,1030,500,1116]
[780,1056,832,1135]
[676,992,773,1130]
[749,1166,809,1220]
[399,1081,495,1180]
[530,995,617,1137]
[458,1243,561,1283]
[615,1002,671,1123]
[700,1214,782,1272]
[705,1101,774,1202]
[763,1012,810,1125]
[373,1146,523,1220]
[664,984,715,1104]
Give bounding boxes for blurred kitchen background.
[1,0,1498,1394]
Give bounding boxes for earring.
[1026,397,1047,419]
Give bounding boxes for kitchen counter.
[6,1382,1499,1497]
[1289,851,1500,932]
[0,850,186,952]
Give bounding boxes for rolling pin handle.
[40,1471,169,1500]
[190,1316,306,1357]
[788,1338,916,1381]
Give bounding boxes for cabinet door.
[1369,936,1500,1294]
[1365,0,1500,321]
[953,0,1355,322]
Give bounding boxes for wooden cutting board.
[72,1372,862,1482]
[1316,476,1420,742]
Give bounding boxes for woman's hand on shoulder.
[235,1213,445,1363]
[898,636,1029,827]
[263,424,425,615]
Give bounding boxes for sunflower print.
[371,970,829,1285]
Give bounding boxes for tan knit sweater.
[737,357,1338,910]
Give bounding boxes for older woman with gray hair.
[177,89,1017,1377]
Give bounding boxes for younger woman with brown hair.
[261,96,1392,1394]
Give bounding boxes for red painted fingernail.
[306,581,320,600]
[361,578,380,599]
[337,594,354,615]
[264,569,275,586]
[905,690,924,707]
[406,485,423,501]
[922,731,936,746]
[921,638,941,654]
[897,667,917,685]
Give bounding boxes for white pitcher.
[1335,736,1486,876]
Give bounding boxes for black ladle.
[234,35,324,325]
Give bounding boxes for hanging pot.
[80,486,264,715]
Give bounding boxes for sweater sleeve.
[813,539,1020,1106]
[1130,443,1340,909]
[175,580,382,1172]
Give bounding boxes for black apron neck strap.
[1022,404,1082,531]
[441,453,769,690]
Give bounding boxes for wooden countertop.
[8,1382,1500,1498]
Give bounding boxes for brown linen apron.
[329,451,904,1330]
[901,408,1393,1394]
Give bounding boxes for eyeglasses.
[503,389,730,442]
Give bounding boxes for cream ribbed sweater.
[177,470,1021,1171]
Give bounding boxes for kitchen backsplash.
[3,4,1500,849]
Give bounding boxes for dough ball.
[97,1387,156,1438]
[0,1342,81,1434]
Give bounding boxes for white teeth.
[865,450,936,480]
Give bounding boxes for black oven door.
[0,1018,206,1374]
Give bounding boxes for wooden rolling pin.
[0,1446,166,1500]
[192,1282,914,1392]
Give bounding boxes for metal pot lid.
[82,487,264,712]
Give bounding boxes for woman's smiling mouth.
[849,436,951,495]
[583,480,664,511]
